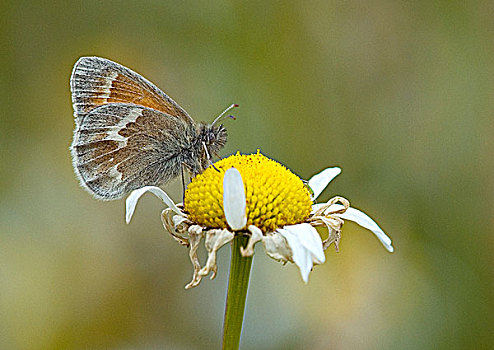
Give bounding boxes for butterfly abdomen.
[72,103,197,200]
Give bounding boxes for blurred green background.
[1,1,493,349]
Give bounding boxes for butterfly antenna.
[211,103,239,126]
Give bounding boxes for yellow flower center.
[183,151,312,233]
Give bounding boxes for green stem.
[222,235,253,350]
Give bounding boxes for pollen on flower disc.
[183,151,312,232]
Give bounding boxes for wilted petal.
[126,186,181,224]
[241,225,263,257]
[199,229,235,278]
[262,232,292,262]
[311,203,325,214]
[328,204,394,253]
[160,209,189,247]
[172,215,189,227]
[308,167,341,200]
[223,168,247,230]
[278,223,325,283]
[185,225,204,289]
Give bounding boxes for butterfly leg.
[212,151,223,160]
[209,160,220,172]
[181,163,187,202]
[202,142,220,172]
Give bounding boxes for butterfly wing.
[71,103,197,200]
[70,56,194,126]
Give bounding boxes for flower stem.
[222,235,253,350]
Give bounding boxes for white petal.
[223,168,247,230]
[278,229,311,283]
[126,186,181,224]
[285,224,326,263]
[308,167,341,200]
[333,205,394,253]
[278,223,325,283]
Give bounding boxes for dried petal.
[240,225,263,257]
[262,232,292,263]
[199,229,235,278]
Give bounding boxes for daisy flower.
[126,151,393,288]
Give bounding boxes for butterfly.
[70,56,236,200]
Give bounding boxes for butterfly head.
[194,103,237,172]
[199,122,228,161]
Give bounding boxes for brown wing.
[70,56,194,126]
[71,103,197,200]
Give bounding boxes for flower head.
[184,152,312,232]
[126,151,393,288]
